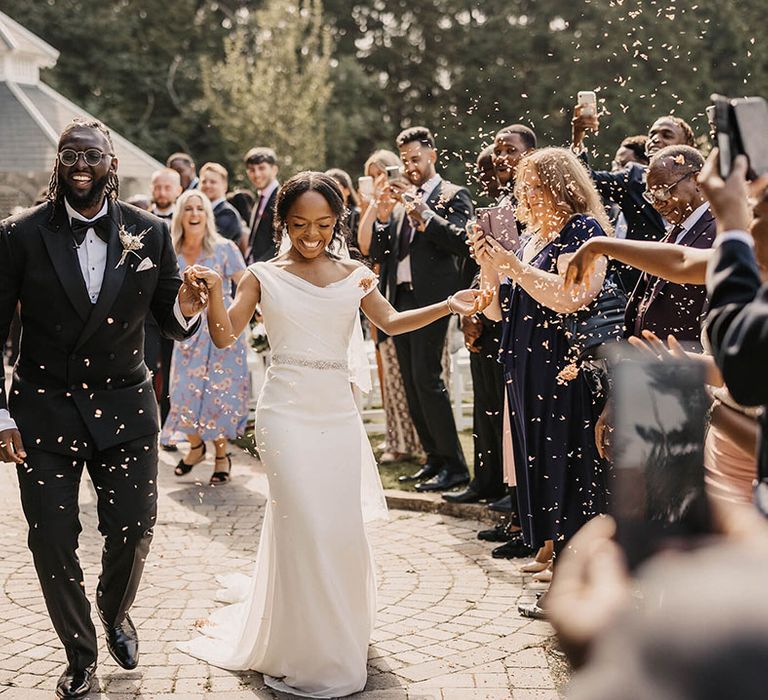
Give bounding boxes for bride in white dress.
[178,172,492,697]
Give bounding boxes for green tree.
[200,0,333,181]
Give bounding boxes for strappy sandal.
[210,454,232,485]
[174,441,206,476]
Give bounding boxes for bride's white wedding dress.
[178,261,387,698]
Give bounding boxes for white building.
[0,9,161,215]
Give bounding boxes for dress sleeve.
[223,240,246,281]
[355,267,379,298]
[556,216,606,257]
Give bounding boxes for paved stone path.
[0,446,561,699]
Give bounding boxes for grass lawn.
[232,428,475,493]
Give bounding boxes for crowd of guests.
[91,93,768,660]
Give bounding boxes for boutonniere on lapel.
[117,224,151,268]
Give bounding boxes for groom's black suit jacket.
[0,199,199,457]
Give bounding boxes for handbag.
[563,275,628,361]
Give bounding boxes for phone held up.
[609,349,712,571]
[710,93,768,180]
[385,165,404,183]
[577,90,598,118]
[475,204,519,252]
[357,176,374,199]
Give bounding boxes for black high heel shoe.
[210,454,232,484]
[174,441,206,476]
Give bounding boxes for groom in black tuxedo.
[0,119,203,699]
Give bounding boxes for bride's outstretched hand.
[450,288,495,316]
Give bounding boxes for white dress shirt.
[670,201,710,243]
[0,199,198,433]
[396,173,442,285]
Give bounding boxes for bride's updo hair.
[274,171,350,251]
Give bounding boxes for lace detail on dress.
[271,354,349,371]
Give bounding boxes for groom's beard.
[60,172,111,211]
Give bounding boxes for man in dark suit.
[625,145,716,346]
[166,151,199,191]
[701,150,768,491]
[370,126,473,492]
[573,110,697,290]
[0,119,203,698]
[199,162,246,249]
[445,124,537,506]
[244,147,280,264]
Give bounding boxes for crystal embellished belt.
[271,354,348,371]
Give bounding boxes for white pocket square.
[136,257,155,272]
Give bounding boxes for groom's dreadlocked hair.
[46,118,120,208]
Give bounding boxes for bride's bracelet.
[446,295,456,315]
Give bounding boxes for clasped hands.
[179,265,222,315]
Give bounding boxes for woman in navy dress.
[472,148,612,615]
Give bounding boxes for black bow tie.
[71,216,111,247]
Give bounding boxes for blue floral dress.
[161,239,249,442]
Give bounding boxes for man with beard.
[0,119,205,698]
[370,126,473,492]
[150,167,182,220]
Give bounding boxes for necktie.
[71,216,111,246]
[664,223,686,244]
[397,187,424,261]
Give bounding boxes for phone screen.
[611,356,711,570]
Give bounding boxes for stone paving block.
[442,690,511,700]
[507,667,557,690]
[512,690,562,700]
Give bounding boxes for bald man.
[150,168,182,220]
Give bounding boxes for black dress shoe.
[56,663,96,699]
[478,522,519,542]
[415,469,470,493]
[160,443,178,452]
[492,535,535,559]
[398,462,442,483]
[488,494,514,513]
[100,612,139,669]
[442,486,482,503]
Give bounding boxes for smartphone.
[610,355,711,570]
[577,90,597,117]
[400,191,417,205]
[475,204,519,251]
[711,93,768,179]
[385,165,403,182]
[358,176,374,199]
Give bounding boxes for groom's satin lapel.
[38,209,91,322]
[74,203,128,350]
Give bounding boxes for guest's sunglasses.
[58,148,114,167]
[642,170,699,204]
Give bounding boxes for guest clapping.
[471,147,611,617]
[161,190,250,484]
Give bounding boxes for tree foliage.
[2,0,766,185]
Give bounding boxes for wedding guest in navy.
[0,119,203,698]
[471,147,611,618]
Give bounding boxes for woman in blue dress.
[471,147,612,616]
[161,189,249,483]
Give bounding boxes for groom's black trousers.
[16,435,158,671]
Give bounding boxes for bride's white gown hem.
[178,261,386,698]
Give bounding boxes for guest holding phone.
[471,148,611,617]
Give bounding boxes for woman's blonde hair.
[364,149,402,177]
[170,189,224,256]
[514,147,613,236]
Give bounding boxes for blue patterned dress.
[161,239,249,442]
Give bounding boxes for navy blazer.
[213,200,245,243]
[705,237,768,479]
[246,187,279,264]
[0,200,199,456]
[369,179,474,308]
[625,208,716,345]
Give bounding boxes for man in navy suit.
[573,110,697,289]
[244,147,280,264]
[702,150,768,490]
[624,145,716,346]
[200,162,246,249]
[370,126,473,492]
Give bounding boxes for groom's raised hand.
[0,428,26,464]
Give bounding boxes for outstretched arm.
[186,265,261,348]
[565,237,711,290]
[361,287,493,336]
